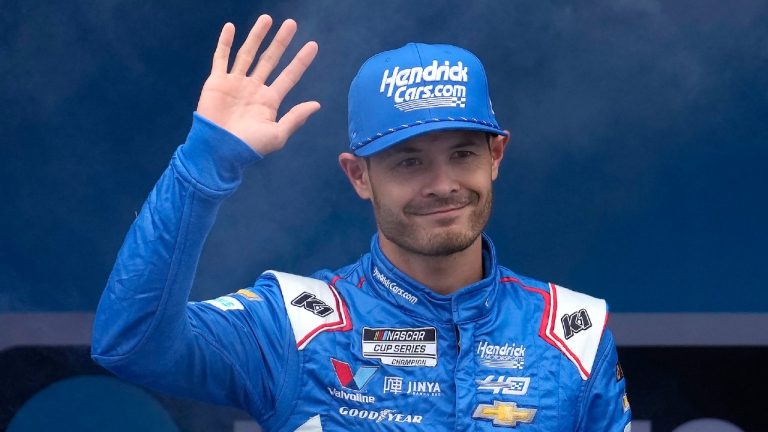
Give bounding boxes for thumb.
[277,101,321,141]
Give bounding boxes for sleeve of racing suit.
[576,328,632,432]
[91,113,293,422]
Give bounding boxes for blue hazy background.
[1,0,766,313]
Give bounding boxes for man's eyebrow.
[450,140,485,149]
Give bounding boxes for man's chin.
[423,215,464,229]
[405,230,481,257]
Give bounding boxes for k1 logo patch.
[561,308,592,339]
[291,292,334,317]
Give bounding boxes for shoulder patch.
[543,283,607,380]
[265,270,352,350]
[202,296,244,311]
[235,288,263,301]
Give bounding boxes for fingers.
[250,19,298,83]
[278,101,321,140]
[231,15,273,75]
[271,41,319,100]
[211,22,235,74]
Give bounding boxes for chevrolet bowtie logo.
[472,401,537,427]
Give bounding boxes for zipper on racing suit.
[454,324,461,353]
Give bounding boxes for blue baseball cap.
[348,43,507,157]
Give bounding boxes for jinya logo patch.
[362,327,437,367]
[383,376,442,397]
[379,60,468,112]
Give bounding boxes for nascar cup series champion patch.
[348,43,507,157]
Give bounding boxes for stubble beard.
[371,189,492,257]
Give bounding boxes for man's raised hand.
[196,15,320,155]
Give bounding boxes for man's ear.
[338,152,372,200]
[490,130,510,181]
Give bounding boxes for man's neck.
[377,233,484,296]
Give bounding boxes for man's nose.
[422,164,460,197]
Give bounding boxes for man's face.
[362,130,505,257]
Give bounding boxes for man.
[92,15,632,431]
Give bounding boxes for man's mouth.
[408,202,471,216]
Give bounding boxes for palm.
[198,75,282,150]
[196,16,320,155]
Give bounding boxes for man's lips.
[407,202,471,216]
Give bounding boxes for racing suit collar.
[367,233,499,324]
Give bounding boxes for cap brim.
[352,121,507,157]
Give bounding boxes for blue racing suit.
[92,114,632,431]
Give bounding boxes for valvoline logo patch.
[331,358,378,391]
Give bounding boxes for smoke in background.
[0,0,766,312]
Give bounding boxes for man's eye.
[453,150,476,159]
[396,158,421,168]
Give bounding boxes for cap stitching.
[350,117,501,151]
